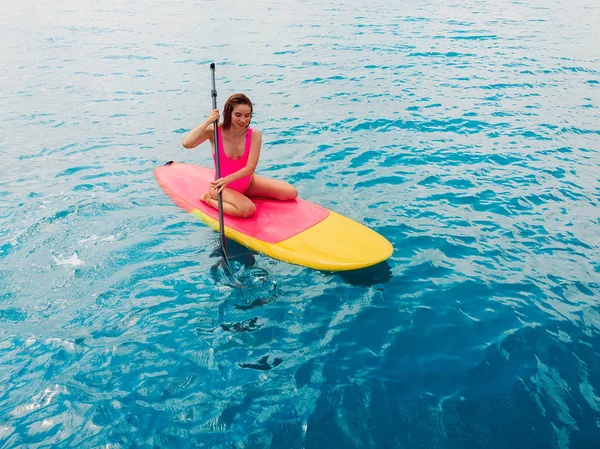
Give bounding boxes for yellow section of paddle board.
[191,208,393,271]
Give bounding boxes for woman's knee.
[282,185,298,200]
[240,202,257,218]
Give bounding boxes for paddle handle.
[210,63,221,179]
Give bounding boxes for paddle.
[210,63,233,274]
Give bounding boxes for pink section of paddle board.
[155,162,330,244]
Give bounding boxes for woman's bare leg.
[244,174,298,200]
[201,186,256,218]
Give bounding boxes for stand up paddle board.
[155,162,393,271]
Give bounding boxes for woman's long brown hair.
[221,93,253,130]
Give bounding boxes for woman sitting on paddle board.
[182,93,298,218]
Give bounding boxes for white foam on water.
[78,234,117,244]
[53,252,85,266]
[11,384,66,418]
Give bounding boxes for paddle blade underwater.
[155,162,393,271]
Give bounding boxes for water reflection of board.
[155,162,393,271]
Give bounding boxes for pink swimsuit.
[214,127,253,193]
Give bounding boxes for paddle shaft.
[210,63,227,256]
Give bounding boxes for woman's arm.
[182,109,219,149]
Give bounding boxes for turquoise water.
[2,0,600,446]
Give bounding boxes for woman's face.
[231,104,252,129]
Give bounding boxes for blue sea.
[1,0,599,447]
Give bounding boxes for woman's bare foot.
[201,192,211,203]
[199,188,257,218]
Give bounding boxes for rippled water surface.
[1,0,600,447]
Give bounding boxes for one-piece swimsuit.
[213,127,253,193]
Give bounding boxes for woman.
[182,93,298,218]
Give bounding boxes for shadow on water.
[330,260,393,287]
[209,238,257,268]
[203,239,392,348]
